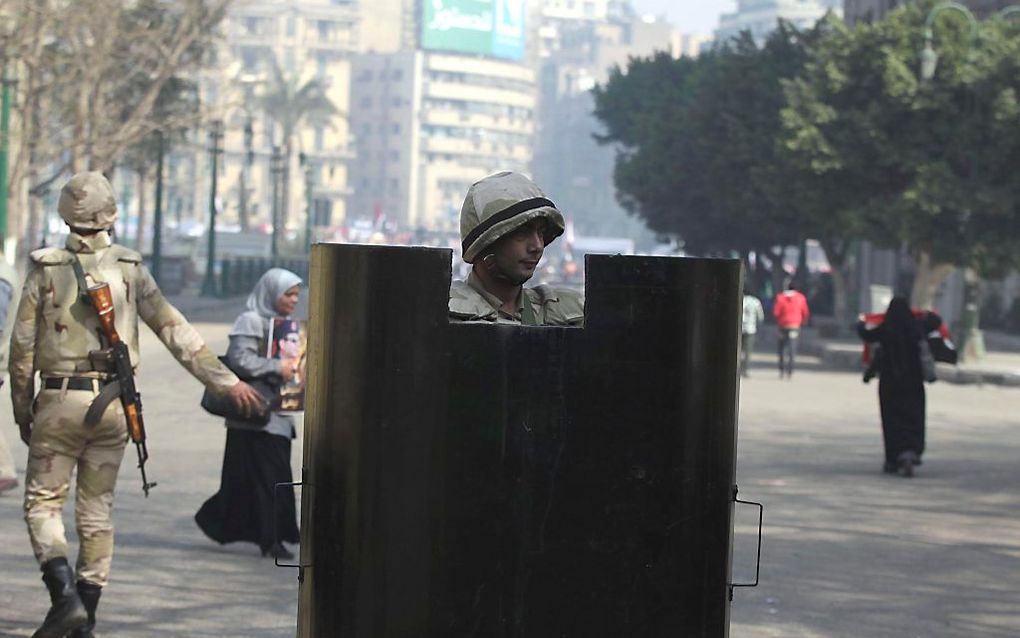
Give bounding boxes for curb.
[806,341,1020,388]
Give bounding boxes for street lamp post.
[918,2,988,361]
[270,145,283,258]
[0,60,16,244]
[920,2,978,80]
[300,152,316,253]
[998,6,1020,20]
[152,130,165,285]
[201,120,224,297]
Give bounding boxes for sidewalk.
[783,326,1020,388]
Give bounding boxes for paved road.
[1,324,1018,637]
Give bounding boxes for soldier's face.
[489,218,547,285]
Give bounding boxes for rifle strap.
[84,379,122,428]
[70,254,92,307]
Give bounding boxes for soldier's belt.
[43,376,113,392]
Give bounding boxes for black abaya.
[195,428,300,551]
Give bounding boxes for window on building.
[391,96,402,107]
[318,20,333,41]
[389,149,399,161]
[360,96,373,108]
[391,69,403,81]
[314,127,325,152]
[391,123,401,134]
[240,46,263,72]
[286,15,296,37]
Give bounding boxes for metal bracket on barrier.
[728,485,763,601]
[274,468,310,582]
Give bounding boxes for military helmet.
[58,171,118,230]
[460,171,565,263]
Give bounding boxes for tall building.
[845,0,1014,24]
[348,51,535,230]
[347,0,537,233]
[180,0,357,255]
[715,0,842,45]
[531,5,679,243]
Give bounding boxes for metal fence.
[217,257,310,298]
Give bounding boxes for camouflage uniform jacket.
[449,272,584,326]
[9,231,238,425]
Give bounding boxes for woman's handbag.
[200,357,281,425]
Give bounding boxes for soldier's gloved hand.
[228,381,268,417]
[18,421,32,446]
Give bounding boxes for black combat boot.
[32,557,88,638]
[69,581,102,638]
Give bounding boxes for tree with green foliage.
[3,0,229,250]
[594,1,1020,325]
[780,0,1020,307]
[258,62,340,239]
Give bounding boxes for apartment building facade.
[715,0,842,45]
[845,0,1017,24]
[348,51,535,230]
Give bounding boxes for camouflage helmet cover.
[459,171,565,263]
[58,171,118,230]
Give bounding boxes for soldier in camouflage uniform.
[449,171,584,326]
[9,172,265,638]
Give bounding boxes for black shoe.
[68,581,101,638]
[897,451,916,478]
[261,542,294,560]
[32,558,88,638]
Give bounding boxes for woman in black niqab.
[857,297,942,477]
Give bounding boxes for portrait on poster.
[267,318,307,412]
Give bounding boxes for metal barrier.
[217,257,310,298]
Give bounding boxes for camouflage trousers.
[24,386,127,586]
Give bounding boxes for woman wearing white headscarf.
[195,268,303,559]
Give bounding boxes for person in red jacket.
[773,281,810,378]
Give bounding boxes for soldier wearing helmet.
[9,171,266,637]
[449,171,584,326]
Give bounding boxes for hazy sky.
[629,0,737,34]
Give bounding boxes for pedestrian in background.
[773,281,810,378]
[195,268,303,560]
[857,297,942,477]
[10,172,263,638]
[0,252,20,496]
[741,286,765,378]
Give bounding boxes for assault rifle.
[87,282,157,496]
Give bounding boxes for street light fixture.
[920,2,978,80]
[200,120,224,297]
[998,6,1020,20]
[299,151,316,253]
